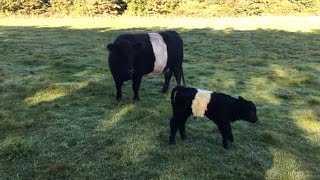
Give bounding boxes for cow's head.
[107,40,143,77]
[238,96,258,123]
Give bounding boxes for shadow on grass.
[0,25,319,179]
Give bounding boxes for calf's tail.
[171,86,181,110]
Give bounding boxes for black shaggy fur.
[107,30,186,103]
[169,86,258,149]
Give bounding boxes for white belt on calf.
[192,89,212,117]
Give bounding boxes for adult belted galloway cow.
[107,31,186,102]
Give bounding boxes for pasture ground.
[0,16,319,179]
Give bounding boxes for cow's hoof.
[223,143,230,149]
[169,141,176,145]
[133,99,140,104]
[161,88,168,94]
[116,97,122,102]
[161,85,169,93]
[169,137,176,145]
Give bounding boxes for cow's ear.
[238,96,245,101]
[133,42,144,51]
[107,43,114,51]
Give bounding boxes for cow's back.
[158,31,183,69]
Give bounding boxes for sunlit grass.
[1,16,320,32]
[0,16,319,179]
[292,109,320,135]
[267,149,306,179]
[96,104,136,131]
[25,83,87,105]
[25,88,68,105]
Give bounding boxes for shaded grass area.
[0,20,320,179]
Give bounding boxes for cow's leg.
[169,116,178,145]
[132,75,142,103]
[162,70,173,93]
[115,81,123,102]
[173,68,183,86]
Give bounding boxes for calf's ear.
[107,43,114,51]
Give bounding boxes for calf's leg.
[217,122,232,149]
[179,123,187,140]
[169,117,178,145]
[227,125,234,142]
[170,113,190,144]
[179,118,188,140]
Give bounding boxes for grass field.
[0,16,319,179]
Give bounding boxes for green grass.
[0,16,319,179]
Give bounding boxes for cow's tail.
[181,67,186,86]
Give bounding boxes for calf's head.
[238,96,258,123]
[107,40,143,77]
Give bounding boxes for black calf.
[169,86,258,149]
